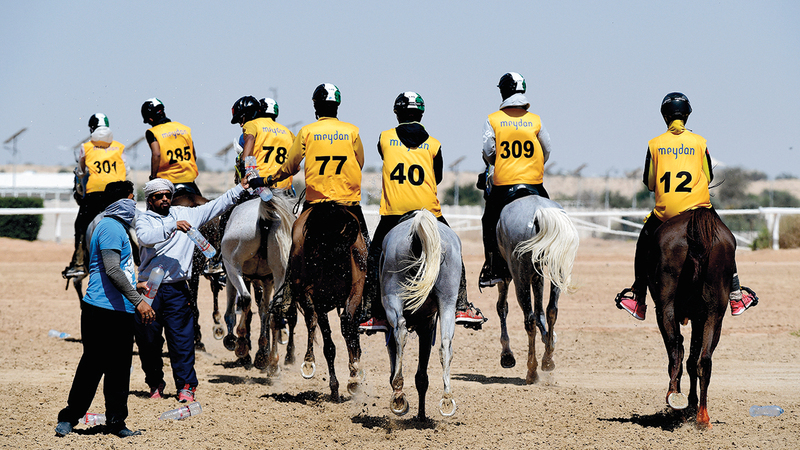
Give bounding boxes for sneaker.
[730,286,758,316]
[149,382,165,399]
[358,318,389,333]
[108,427,141,438]
[478,263,502,288]
[615,288,646,320]
[177,384,196,403]
[455,303,488,329]
[61,265,85,279]
[55,421,73,437]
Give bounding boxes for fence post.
[772,213,781,250]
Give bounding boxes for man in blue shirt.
[56,181,155,438]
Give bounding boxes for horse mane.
[398,210,442,313]
[259,189,295,265]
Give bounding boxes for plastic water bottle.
[186,227,216,258]
[244,156,273,202]
[749,405,784,417]
[79,412,106,425]
[48,330,70,339]
[159,402,202,420]
[144,265,166,304]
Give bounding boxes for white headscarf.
[143,178,175,198]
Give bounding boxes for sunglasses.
[151,192,172,200]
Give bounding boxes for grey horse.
[381,209,459,419]
[493,195,579,384]
[220,191,296,373]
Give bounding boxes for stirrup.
[741,286,759,307]
[615,288,635,309]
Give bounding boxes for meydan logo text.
[657,143,696,159]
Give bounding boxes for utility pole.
[3,128,28,195]
[449,156,466,206]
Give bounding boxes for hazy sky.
[2,1,798,180]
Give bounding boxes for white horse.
[381,209,459,419]
[220,191,296,374]
[493,195,579,384]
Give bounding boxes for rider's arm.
[643,148,655,191]
[434,146,443,185]
[482,118,496,165]
[273,129,305,182]
[354,133,364,168]
[241,131,256,160]
[538,123,552,164]
[703,148,714,183]
[146,130,160,180]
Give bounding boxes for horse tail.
[259,189,295,265]
[513,207,579,293]
[303,203,360,293]
[686,208,718,283]
[399,210,442,314]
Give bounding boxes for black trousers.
[58,302,135,429]
[70,192,105,267]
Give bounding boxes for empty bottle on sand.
[244,156,273,202]
[79,413,106,425]
[48,330,70,339]
[159,402,202,420]
[749,405,784,417]
[186,227,216,258]
[143,265,166,304]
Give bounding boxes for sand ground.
[0,233,797,449]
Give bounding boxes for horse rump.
[302,202,360,299]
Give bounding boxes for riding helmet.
[88,113,109,133]
[660,92,692,125]
[230,96,260,124]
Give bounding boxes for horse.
[649,207,736,429]
[288,202,367,401]
[171,190,224,352]
[492,195,579,384]
[220,192,297,373]
[381,209,459,420]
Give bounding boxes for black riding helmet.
[230,96,260,124]
[141,98,167,125]
[88,113,109,133]
[660,92,692,125]
[498,72,526,100]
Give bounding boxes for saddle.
[173,183,202,198]
[499,184,540,209]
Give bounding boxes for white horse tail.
[400,210,443,313]
[513,207,579,293]
[259,189,294,264]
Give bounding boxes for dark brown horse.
[171,191,223,352]
[287,202,366,401]
[649,207,735,429]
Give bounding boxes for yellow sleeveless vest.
[243,117,294,190]
[149,122,198,183]
[83,140,126,193]
[488,109,544,186]
[379,128,442,217]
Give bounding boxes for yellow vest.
[280,118,363,204]
[83,140,126,193]
[379,128,442,217]
[149,122,198,183]
[488,109,544,186]
[242,117,294,190]
[647,123,712,221]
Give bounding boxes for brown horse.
[649,207,735,429]
[171,191,223,352]
[287,202,366,401]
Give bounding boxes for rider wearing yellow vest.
[357,92,486,333]
[616,92,757,320]
[63,113,128,279]
[141,98,202,196]
[234,96,295,191]
[479,72,552,288]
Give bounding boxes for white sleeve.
[538,123,552,164]
[482,118,496,165]
[136,212,177,247]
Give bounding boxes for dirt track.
[0,234,797,449]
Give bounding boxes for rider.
[479,72,552,288]
[63,113,127,279]
[266,83,370,315]
[615,92,758,320]
[358,92,486,333]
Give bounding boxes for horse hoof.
[667,392,689,410]
[239,354,252,368]
[301,361,316,379]
[213,325,225,340]
[439,397,457,417]
[279,328,289,345]
[347,379,360,395]
[541,358,555,372]
[500,353,516,369]
[234,345,250,359]
[253,352,268,371]
[223,334,236,351]
[390,393,409,416]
